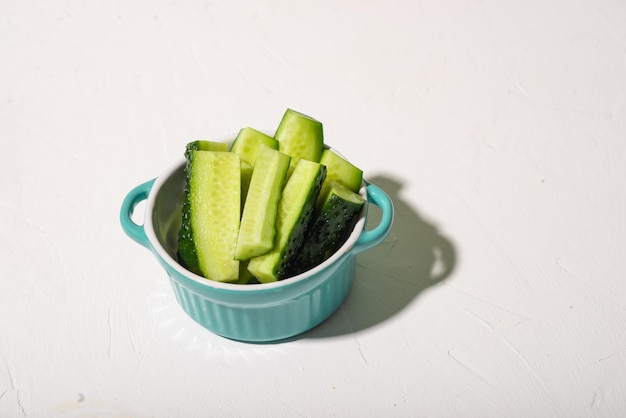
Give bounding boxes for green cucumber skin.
[287,184,364,277]
[275,163,326,280]
[184,140,229,161]
[177,149,203,275]
[247,161,327,282]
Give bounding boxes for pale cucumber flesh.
[246,159,326,282]
[235,145,291,260]
[177,109,365,284]
[319,149,363,192]
[239,161,254,211]
[178,144,230,275]
[184,140,229,161]
[184,151,241,282]
[231,128,279,206]
[230,127,279,166]
[274,109,324,173]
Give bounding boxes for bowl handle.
[120,179,155,249]
[352,182,394,254]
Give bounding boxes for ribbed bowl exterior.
[121,147,393,343]
[161,253,356,342]
[143,156,366,342]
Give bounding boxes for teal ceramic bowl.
[120,141,393,342]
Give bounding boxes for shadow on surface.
[304,174,457,339]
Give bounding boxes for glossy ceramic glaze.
[120,145,393,342]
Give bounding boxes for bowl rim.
[143,133,368,293]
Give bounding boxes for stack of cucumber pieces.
[177,109,365,283]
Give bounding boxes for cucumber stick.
[231,128,279,206]
[177,150,241,282]
[176,109,365,283]
[274,109,324,173]
[247,159,327,282]
[317,148,363,210]
[319,149,363,192]
[287,181,364,277]
[235,145,291,260]
[239,162,254,212]
[230,127,279,166]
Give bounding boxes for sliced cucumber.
[184,140,229,160]
[287,180,365,276]
[274,109,324,173]
[235,145,291,260]
[231,128,279,206]
[230,127,279,166]
[317,148,363,210]
[177,151,241,282]
[177,109,365,284]
[319,149,363,192]
[246,159,326,282]
[240,161,254,211]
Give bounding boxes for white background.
[2,1,625,416]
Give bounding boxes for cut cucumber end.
[275,109,324,172]
[185,140,229,160]
[319,149,363,192]
[231,127,279,166]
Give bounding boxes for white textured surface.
[2,1,626,416]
